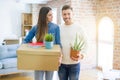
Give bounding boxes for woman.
[23,7,61,80]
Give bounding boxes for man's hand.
[71,54,84,61]
[58,54,63,66]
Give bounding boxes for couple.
[24,5,86,80]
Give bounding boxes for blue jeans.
[34,70,54,80]
[58,63,80,80]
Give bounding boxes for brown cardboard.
[17,44,61,71]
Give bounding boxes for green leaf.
[72,33,85,51]
[44,33,54,42]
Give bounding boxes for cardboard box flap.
[17,44,61,56]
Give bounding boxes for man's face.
[62,9,73,24]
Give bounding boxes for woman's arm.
[23,26,37,43]
[55,26,62,48]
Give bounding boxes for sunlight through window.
[98,16,114,70]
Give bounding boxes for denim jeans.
[34,70,54,80]
[58,63,80,80]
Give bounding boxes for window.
[98,16,114,70]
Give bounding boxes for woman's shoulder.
[31,25,37,30]
[32,25,37,28]
[49,22,59,27]
[29,25,37,32]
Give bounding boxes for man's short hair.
[62,5,73,11]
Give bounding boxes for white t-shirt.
[60,23,87,64]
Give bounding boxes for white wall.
[0,0,31,42]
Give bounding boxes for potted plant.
[70,33,85,59]
[44,33,54,49]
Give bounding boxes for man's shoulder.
[72,22,82,26]
[59,23,66,29]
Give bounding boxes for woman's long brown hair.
[36,7,52,42]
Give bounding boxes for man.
[58,5,87,80]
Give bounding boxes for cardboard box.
[17,44,61,71]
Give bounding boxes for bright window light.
[98,16,114,70]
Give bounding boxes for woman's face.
[47,10,53,22]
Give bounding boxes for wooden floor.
[0,72,34,80]
[1,69,120,80]
[0,69,102,80]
